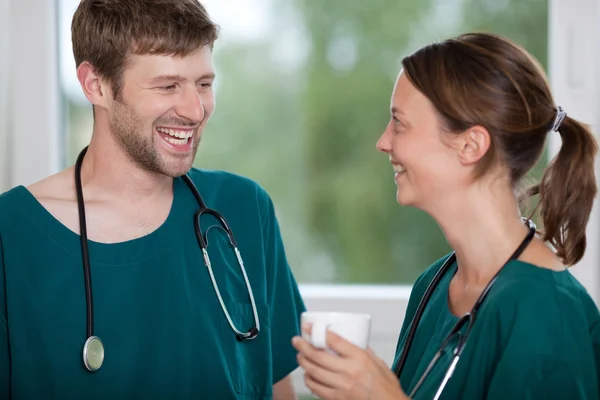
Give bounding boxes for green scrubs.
[0,168,306,399]
[392,254,600,399]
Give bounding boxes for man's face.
[107,46,216,177]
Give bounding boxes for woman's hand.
[291,325,408,400]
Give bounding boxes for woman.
[292,32,600,399]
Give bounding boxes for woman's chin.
[396,187,425,209]
[396,192,413,207]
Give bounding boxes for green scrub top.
[0,168,306,399]
[392,254,600,399]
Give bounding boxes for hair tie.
[552,106,567,132]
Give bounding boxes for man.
[0,0,305,398]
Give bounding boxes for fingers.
[292,336,347,373]
[302,322,313,335]
[326,329,363,358]
[304,372,337,400]
[297,352,350,390]
[300,322,361,358]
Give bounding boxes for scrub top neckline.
[11,176,187,265]
[442,257,571,319]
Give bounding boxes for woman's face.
[376,71,472,212]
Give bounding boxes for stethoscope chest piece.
[83,335,105,372]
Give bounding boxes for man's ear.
[455,125,491,166]
[76,62,112,109]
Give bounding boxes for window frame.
[5,0,62,190]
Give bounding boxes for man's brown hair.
[72,0,219,100]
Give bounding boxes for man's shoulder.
[25,168,75,201]
[0,185,26,210]
[0,169,73,229]
[0,185,30,235]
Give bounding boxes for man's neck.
[80,132,173,203]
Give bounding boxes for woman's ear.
[455,125,491,166]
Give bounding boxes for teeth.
[164,136,188,146]
[157,127,194,139]
[393,164,406,173]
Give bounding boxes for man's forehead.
[124,49,214,78]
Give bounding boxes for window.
[59,0,549,286]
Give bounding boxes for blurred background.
[2,0,599,398]
[59,0,549,285]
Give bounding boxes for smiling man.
[0,1,305,398]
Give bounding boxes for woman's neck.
[429,181,531,285]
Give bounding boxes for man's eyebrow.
[148,73,216,84]
[198,72,216,81]
[148,75,186,84]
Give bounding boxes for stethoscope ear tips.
[521,217,537,231]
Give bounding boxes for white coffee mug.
[301,311,372,350]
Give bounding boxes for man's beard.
[109,100,200,177]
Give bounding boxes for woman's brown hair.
[401,32,598,266]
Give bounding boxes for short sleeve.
[260,192,306,384]
[484,279,600,400]
[0,234,9,397]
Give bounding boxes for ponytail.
[535,115,598,266]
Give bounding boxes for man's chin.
[156,145,199,177]
[161,162,195,178]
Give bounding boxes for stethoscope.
[74,146,260,373]
[394,218,536,399]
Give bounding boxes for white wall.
[4,0,61,191]
[549,0,600,304]
[0,0,10,192]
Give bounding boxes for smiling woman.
[294,31,600,400]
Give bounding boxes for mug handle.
[311,320,330,349]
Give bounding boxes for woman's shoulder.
[493,259,593,305]
[482,264,600,397]
[485,260,600,341]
